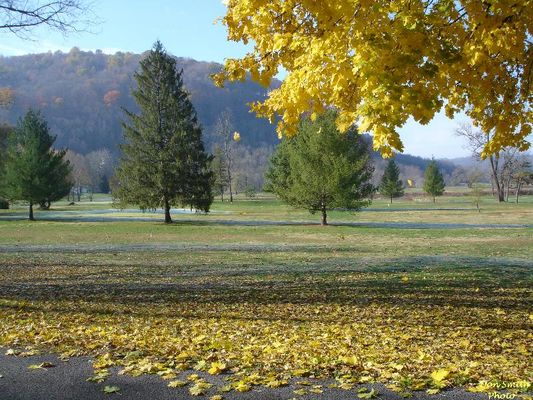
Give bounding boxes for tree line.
[1,41,532,223]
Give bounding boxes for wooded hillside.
[0,48,280,155]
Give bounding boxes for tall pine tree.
[423,159,445,203]
[115,41,213,223]
[379,159,404,204]
[3,110,71,220]
[266,110,374,225]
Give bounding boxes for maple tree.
[214,0,532,157]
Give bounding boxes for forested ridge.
[0,48,457,186]
[0,48,280,155]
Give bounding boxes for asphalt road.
[0,351,493,400]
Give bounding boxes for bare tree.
[85,148,114,193]
[214,110,237,202]
[65,150,91,202]
[510,156,533,203]
[455,122,518,202]
[0,0,96,38]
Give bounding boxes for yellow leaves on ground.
[431,369,450,386]
[168,379,187,388]
[358,388,379,399]
[102,385,120,394]
[208,362,227,375]
[234,380,251,392]
[27,362,55,370]
[87,369,110,383]
[0,252,531,397]
[189,379,213,396]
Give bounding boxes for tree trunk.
[29,202,35,221]
[228,178,233,203]
[390,194,393,204]
[516,181,522,203]
[433,196,436,203]
[504,179,510,202]
[321,205,328,226]
[77,186,81,202]
[488,156,504,202]
[164,198,172,224]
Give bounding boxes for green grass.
[0,191,532,396]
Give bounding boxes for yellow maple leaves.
[208,362,227,375]
[431,368,450,385]
[214,0,532,157]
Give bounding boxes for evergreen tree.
[266,110,374,225]
[423,159,445,202]
[211,145,229,201]
[115,41,213,223]
[379,159,404,204]
[3,110,71,220]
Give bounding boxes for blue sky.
[0,0,474,158]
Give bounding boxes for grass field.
[0,191,532,397]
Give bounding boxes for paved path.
[0,351,491,400]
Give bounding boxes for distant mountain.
[444,153,533,169]
[0,48,459,180]
[0,48,280,155]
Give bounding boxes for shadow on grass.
[1,256,531,319]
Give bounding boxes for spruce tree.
[115,41,213,223]
[423,159,445,202]
[3,110,71,220]
[379,159,404,204]
[266,110,374,225]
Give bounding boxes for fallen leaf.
[168,379,187,388]
[102,385,120,394]
[430,369,450,383]
[208,362,226,375]
[358,388,378,398]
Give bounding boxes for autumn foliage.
[214,0,532,157]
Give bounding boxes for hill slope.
[0,48,458,186]
[0,48,280,154]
